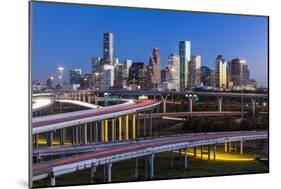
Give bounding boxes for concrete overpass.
[32,130,267,185]
[61,90,268,115]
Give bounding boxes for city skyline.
[31,2,268,87]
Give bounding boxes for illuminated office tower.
[122,59,132,86]
[201,66,215,87]
[103,32,114,65]
[179,40,191,91]
[92,57,102,89]
[215,55,227,89]
[69,69,82,85]
[189,54,201,87]
[100,64,114,90]
[113,58,123,88]
[147,48,161,90]
[167,53,180,91]
[230,58,250,87]
[122,59,132,79]
[128,62,147,90]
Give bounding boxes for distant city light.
[58,66,64,72]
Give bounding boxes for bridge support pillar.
[50,176,55,186]
[170,150,174,168]
[149,110,153,136]
[145,156,148,178]
[240,141,244,155]
[188,97,193,112]
[137,113,140,137]
[78,92,81,101]
[213,144,217,160]
[89,123,93,144]
[46,132,53,146]
[229,141,232,152]
[83,94,86,102]
[251,98,256,117]
[135,157,139,179]
[87,93,91,104]
[83,124,87,144]
[105,120,108,142]
[193,147,197,158]
[160,95,169,113]
[200,146,203,159]
[34,134,38,148]
[101,120,105,142]
[90,166,96,183]
[71,128,75,145]
[118,116,122,141]
[149,154,154,179]
[103,165,106,182]
[125,115,129,140]
[184,148,188,170]
[143,113,146,137]
[132,114,136,139]
[75,126,79,145]
[107,162,112,183]
[95,122,99,143]
[60,128,65,145]
[217,96,223,112]
[112,118,115,142]
[224,142,228,152]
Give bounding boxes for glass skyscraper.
[103,32,114,65]
[179,40,191,91]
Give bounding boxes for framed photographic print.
[29,1,269,188]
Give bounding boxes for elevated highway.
[32,99,161,134]
[32,130,267,184]
[139,111,247,119]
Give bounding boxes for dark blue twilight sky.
[31,2,268,87]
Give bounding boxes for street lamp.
[185,94,197,112]
[104,92,109,107]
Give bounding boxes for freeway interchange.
[31,91,268,186]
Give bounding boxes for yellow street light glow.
[173,150,255,162]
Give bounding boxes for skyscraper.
[179,41,191,91]
[122,59,132,79]
[113,58,123,88]
[100,64,114,90]
[189,54,201,87]
[147,48,161,90]
[128,62,147,90]
[92,57,102,89]
[230,58,250,87]
[69,69,82,85]
[81,74,93,89]
[215,55,227,89]
[201,66,215,87]
[161,68,168,83]
[103,32,114,65]
[167,53,180,91]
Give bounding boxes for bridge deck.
[32,130,267,180]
